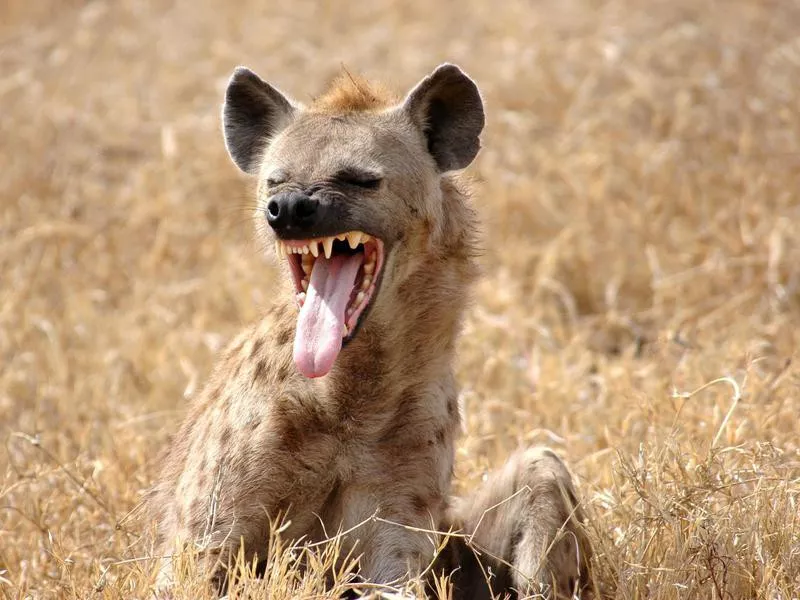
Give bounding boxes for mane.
[310,70,398,113]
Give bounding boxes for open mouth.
[276,232,385,378]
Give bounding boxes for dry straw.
[1,0,799,598]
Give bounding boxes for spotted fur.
[150,64,591,599]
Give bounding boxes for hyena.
[150,64,590,598]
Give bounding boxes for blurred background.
[1,0,799,597]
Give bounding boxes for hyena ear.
[222,67,296,175]
[402,63,485,172]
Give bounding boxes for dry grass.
[2,0,800,598]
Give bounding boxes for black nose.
[266,191,319,233]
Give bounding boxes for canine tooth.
[309,241,319,257]
[347,232,362,249]
[301,279,308,291]
[322,237,334,259]
[363,262,374,275]
[355,291,365,305]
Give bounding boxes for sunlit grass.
[1,0,799,597]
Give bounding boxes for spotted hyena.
[150,64,590,598]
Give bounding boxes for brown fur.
[150,65,590,598]
[310,71,398,113]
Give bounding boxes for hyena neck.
[329,178,479,403]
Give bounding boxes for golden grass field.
[2,0,800,598]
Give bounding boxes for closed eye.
[335,169,383,190]
[266,170,289,186]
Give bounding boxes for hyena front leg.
[447,447,591,599]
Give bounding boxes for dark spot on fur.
[250,337,264,358]
[277,364,289,381]
[272,304,287,320]
[276,326,292,346]
[435,427,447,444]
[411,494,428,514]
[219,426,233,444]
[253,359,267,382]
[296,456,317,472]
[249,418,260,432]
[380,403,425,451]
[447,395,457,417]
[279,421,303,453]
[275,392,326,434]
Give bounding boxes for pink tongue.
[293,252,363,378]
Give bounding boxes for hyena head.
[222,64,484,378]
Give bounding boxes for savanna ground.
[2,0,800,598]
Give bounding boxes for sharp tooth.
[342,324,348,336]
[302,245,309,254]
[322,237,334,259]
[301,279,308,291]
[309,241,319,257]
[275,240,282,255]
[347,232,362,249]
[362,277,372,290]
[363,262,374,275]
[355,291,365,305]
[337,234,346,241]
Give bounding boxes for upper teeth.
[276,231,372,259]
